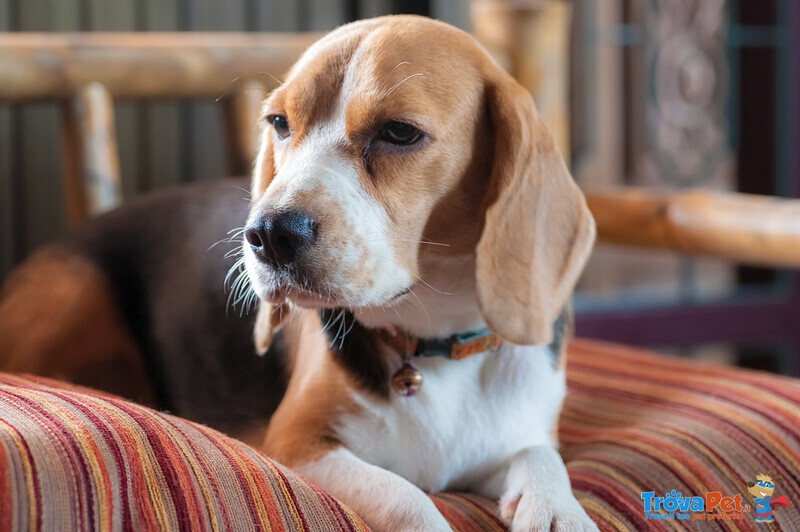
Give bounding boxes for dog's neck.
[354,253,486,340]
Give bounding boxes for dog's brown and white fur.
[243,16,596,531]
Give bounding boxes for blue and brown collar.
[379,327,503,360]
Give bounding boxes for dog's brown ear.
[253,300,289,355]
[475,64,595,346]
[250,120,276,199]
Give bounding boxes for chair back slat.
[0,33,319,102]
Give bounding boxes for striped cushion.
[2,340,799,531]
[563,340,800,531]
[431,493,506,531]
[0,374,367,531]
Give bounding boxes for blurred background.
[0,0,798,375]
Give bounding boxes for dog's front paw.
[495,446,598,532]
[500,488,596,532]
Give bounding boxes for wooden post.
[587,189,800,268]
[472,0,572,159]
[223,80,266,177]
[62,83,122,225]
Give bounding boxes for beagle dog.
[242,15,596,531]
[0,14,596,531]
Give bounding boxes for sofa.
[2,339,798,531]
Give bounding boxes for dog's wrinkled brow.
[273,44,362,142]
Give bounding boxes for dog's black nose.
[245,211,317,267]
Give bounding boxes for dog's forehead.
[269,17,485,128]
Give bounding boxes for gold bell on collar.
[392,361,423,396]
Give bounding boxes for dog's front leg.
[487,446,597,532]
[294,447,451,531]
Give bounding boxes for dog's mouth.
[263,283,331,309]
[246,248,414,310]
[264,281,412,310]
[388,286,412,302]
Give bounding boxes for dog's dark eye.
[267,115,291,140]
[378,121,423,146]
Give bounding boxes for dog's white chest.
[335,345,565,493]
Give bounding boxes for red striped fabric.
[0,374,367,531]
[431,492,506,531]
[1,339,799,531]
[561,340,800,532]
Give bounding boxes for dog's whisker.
[223,255,259,317]
[207,239,229,254]
[207,235,241,254]
[359,237,450,248]
[228,228,246,236]
[216,74,281,103]
[336,309,348,350]
[383,72,424,99]
[208,227,246,256]
[387,301,403,320]
[323,281,336,305]
[381,62,411,92]
[234,295,254,316]
[230,186,252,199]
[335,309,347,349]
[327,308,344,331]
[387,61,410,78]
[224,268,240,294]
[231,281,251,303]
[224,278,240,315]
[228,279,242,299]
[241,290,258,317]
[340,310,353,349]
[224,247,244,260]
[345,313,357,338]
[256,71,285,86]
[231,274,248,294]
[318,314,336,334]
[340,313,357,351]
[320,309,337,336]
[327,309,345,349]
[413,274,454,296]
[234,277,251,300]
[407,288,432,332]
[224,256,246,287]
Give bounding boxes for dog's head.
[244,15,594,346]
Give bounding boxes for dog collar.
[379,327,503,361]
[379,327,503,397]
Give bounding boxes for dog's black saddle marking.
[319,309,390,397]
